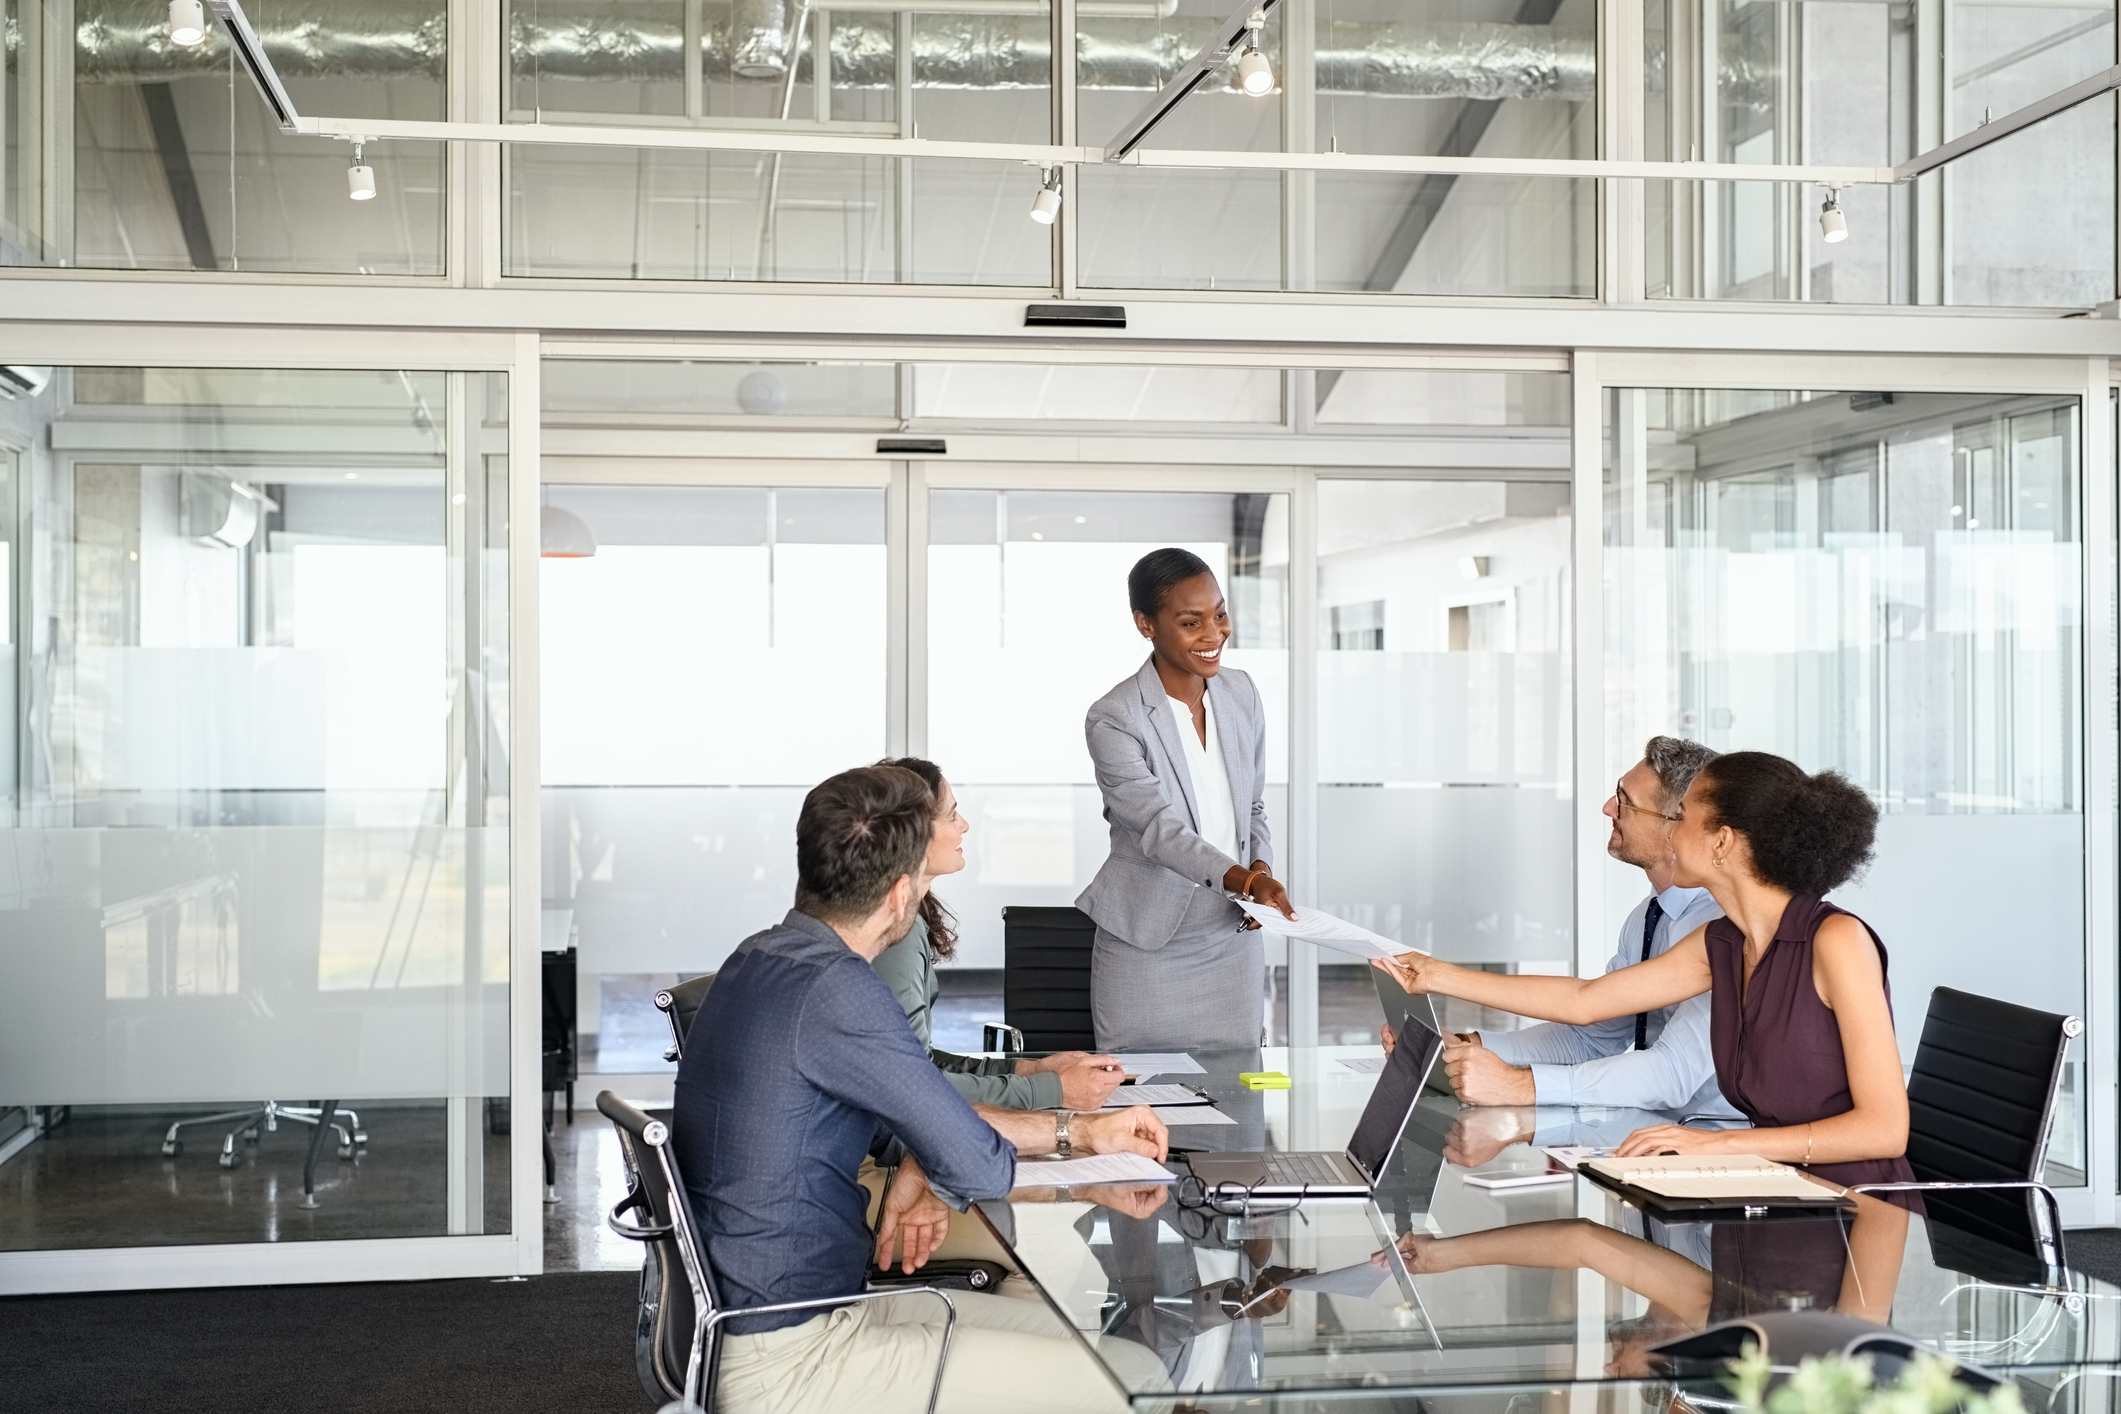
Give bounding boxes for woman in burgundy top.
[1374,750,1917,1194]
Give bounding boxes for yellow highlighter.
[1238,1071,1292,1089]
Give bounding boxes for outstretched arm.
[1373,929,1714,1027]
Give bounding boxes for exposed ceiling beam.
[138,83,219,271]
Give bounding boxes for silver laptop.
[1184,1016,1447,1197]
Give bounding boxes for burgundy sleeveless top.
[1706,894,1917,1200]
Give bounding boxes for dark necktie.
[1633,898,1664,1051]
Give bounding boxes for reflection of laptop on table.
[1184,1016,1447,1197]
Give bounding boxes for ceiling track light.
[347,141,377,201]
[168,0,207,46]
[1029,167,1063,225]
[1236,9,1273,95]
[1819,188,1847,244]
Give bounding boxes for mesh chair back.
[1002,906,1097,1050]
[1905,986,2075,1264]
[598,1090,717,1405]
[655,972,717,1062]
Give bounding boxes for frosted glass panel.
[926,489,1289,968]
[1604,388,2086,1180]
[539,485,887,987]
[1316,479,1573,964]
[0,367,512,1252]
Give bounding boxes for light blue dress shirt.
[1479,885,1741,1117]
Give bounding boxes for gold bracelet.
[1240,868,1265,900]
[1803,1123,1814,1166]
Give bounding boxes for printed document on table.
[1107,1053,1206,1076]
[1237,903,1418,962]
[1337,1056,1389,1074]
[1101,1084,1212,1108]
[1279,1262,1393,1298]
[1014,1152,1177,1186]
[1152,1105,1237,1126]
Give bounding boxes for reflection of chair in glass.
[655,972,717,1062]
[1001,906,1097,1051]
[158,1099,364,1209]
[596,1089,956,1412]
[542,947,578,1204]
[1850,987,2079,1279]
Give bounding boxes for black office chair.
[597,1090,959,1413]
[542,947,579,1204]
[1849,986,2080,1278]
[1001,906,1097,1051]
[656,973,716,1063]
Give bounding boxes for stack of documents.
[1236,903,1418,962]
[1014,1152,1177,1187]
[1100,1083,1238,1126]
[1582,1156,1842,1200]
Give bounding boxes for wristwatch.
[1054,1109,1075,1159]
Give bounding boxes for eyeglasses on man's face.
[1612,781,1678,822]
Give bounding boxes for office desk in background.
[972,1046,2121,1413]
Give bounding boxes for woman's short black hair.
[1128,547,1216,618]
[1692,751,1877,897]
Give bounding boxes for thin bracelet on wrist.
[1803,1122,1814,1166]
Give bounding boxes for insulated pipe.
[67,1,1609,103]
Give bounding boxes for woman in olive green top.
[874,758,1128,1114]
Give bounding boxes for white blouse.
[1166,691,1243,867]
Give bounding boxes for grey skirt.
[1091,889,1265,1053]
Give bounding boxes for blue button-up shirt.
[1481,885,1740,1116]
[672,909,1018,1334]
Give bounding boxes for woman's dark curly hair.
[1691,751,1877,897]
[879,756,958,960]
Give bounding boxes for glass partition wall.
[0,365,514,1268]
[1604,386,2091,1183]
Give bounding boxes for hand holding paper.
[1237,902,1422,962]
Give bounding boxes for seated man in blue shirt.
[674,763,1168,1414]
[1391,737,1741,1119]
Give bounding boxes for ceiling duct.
[67,1,1607,103]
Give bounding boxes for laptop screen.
[1345,1015,1447,1183]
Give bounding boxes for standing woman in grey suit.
[1078,548,1299,1052]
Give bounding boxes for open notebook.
[1583,1156,1846,1201]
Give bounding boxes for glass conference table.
[967,1046,2121,1414]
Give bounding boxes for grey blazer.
[1075,657,1274,951]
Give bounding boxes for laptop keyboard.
[1261,1153,1349,1185]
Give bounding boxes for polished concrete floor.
[0,967,1390,1263]
[0,1103,510,1250]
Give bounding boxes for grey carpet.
[0,1269,648,1413]
[2066,1227,2121,1288]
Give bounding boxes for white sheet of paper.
[1014,1152,1178,1186]
[1337,1056,1388,1074]
[1106,1052,1205,1076]
[1102,1084,1211,1108]
[1279,1261,1394,1297]
[1151,1105,1237,1126]
[1237,903,1417,962]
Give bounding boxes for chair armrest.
[606,1192,672,1242]
[1846,1180,2066,1267]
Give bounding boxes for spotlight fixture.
[168,0,207,47]
[1818,189,1847,244]
[347,142,376,201]
[1029,167,1063,225]
[1236,9,1273,95]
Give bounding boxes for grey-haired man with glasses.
[1403,736,1742,1119]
